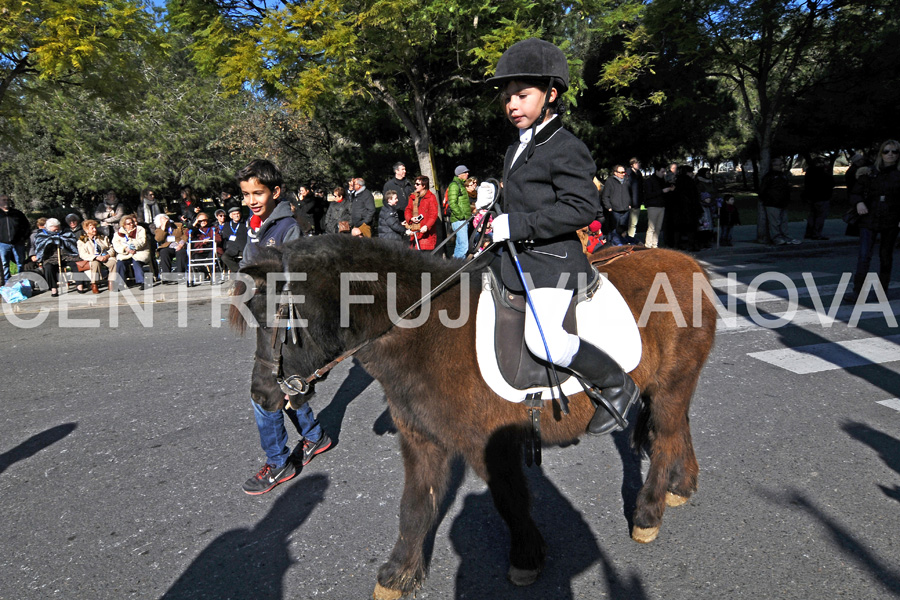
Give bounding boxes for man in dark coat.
[349,177,376,237]
[383,162,415,214]
[760,158,799,245]
[600,165,633,237]
[626,157,644,237]
[0,194,30,283]
[803,157,834,240]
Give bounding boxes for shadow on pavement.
[842,421,900,503]
[0,423,77,475]
[449,464,647,599]
[161,473,328,600]
[316,359,374,444]
[788,492,900,595]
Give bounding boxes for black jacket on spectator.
[0,207,30,244]
[222,220,248,257]
[383,178,415,214]
[759,171,791,209]
[350,188,376,228]
[851,164,900,232]
[643,175,667,208]
[627,166,644,206]
[600,176,632,212]
[293,195,316,234]
[378,205,407,241]
[802,164,835,203]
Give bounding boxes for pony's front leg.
[374,428,451,600]
[473,426,546,586]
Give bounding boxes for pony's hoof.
[632,525,660,543]
[665,492,689,507]
[508,565,541,586]
[373,582,404,600]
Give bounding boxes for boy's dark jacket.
[240,201,300,267]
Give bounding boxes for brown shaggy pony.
[230,235,716,599]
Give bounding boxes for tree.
[166,0,640,190]
[0,0,155,132]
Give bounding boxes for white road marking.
[716,299,900,332]
[748,334,900,374]
[876,399,900,412]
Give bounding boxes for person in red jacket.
[404,175,439,250]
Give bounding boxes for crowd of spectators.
[0,144,895,301]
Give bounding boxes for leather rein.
[258,246,497,408]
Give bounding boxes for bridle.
[256,248,496,410]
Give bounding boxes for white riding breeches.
[524,287,581,368]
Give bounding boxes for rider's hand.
[492,214,510,242]
[856,201,868,215]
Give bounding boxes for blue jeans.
[451,220,468,258]
[0,242,25,282]
[116,257,145,284]
[854,226,899,296]
[253,400,323,468]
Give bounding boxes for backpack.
[442,187,451,219]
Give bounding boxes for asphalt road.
[1,242,899,600]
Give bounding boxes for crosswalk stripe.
[748,334,900,374]
[716,299,900,332]
[877,399,900,412]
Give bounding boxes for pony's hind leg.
[375,428,451,600]
[631,381,699,543]
[471,426,546,586]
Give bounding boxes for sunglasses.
[198,219,208,223]
[883,149,899,155]
[415,182,424,186]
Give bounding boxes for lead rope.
[278,240,500,408]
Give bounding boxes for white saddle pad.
[475,272,642,403]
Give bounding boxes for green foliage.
[0,0,156,130]
[167,0,643,186]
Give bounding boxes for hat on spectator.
[454,165,470,177]
[65,213,81,224]
[227,204,242,215]
[588,220,602,233]
[215,208,226,217]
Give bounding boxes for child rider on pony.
[487,38,640,434]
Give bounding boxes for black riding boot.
[566,342,640,435]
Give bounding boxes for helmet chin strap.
[523,77,556,165]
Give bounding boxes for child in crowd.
[378,190,407,242]
[470,181,496,251]
[236,159,332,495]
[719,194,740,247]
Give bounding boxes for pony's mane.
[227,236,463,335]
[281,235,458,281]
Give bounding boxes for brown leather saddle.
[489,267,601,389]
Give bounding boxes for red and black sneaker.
[299,433,333,466]
[241,461,297,495]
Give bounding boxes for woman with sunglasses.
[404,176,439,250]
[847,139,900,302]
